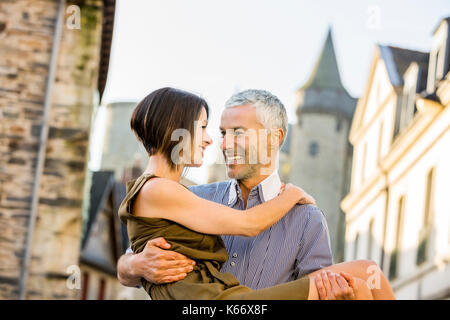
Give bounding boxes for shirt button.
[230,261,236,267]
[232,253,238,258]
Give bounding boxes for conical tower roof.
[296,28,356,119]
[300,28,344,91]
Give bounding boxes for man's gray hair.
[225,89,288,145]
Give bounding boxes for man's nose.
[221,134,233,151]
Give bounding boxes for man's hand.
[118,237,196,286]
[315,270,356,300]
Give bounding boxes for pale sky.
[94,0,450,184]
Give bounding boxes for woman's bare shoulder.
[139,176,188,202]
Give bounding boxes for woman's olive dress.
[119,173,310,300]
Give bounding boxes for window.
[399,64,420,133]
[400,83,417,130]
[434,48,443,82]
[81,272,89,300]
[309,141,319,157]
[428,43,446,92]
[393,96,402,138]
[354,232,360,260]
[368,219,375,260]
[377,122,384,163]
[361,143,367,184]
[417,168,435,265]
[389,196,405,280]
[97,278,106,300]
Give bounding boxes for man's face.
[220,104,278,180]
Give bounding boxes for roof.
[432,16,450,34]
[300,28,344,91]
[379,45,429,87]
[296,28,357,119]
[81,170,115,248]
[80,170,128,275]
[97,0,116,102]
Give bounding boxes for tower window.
[309,141,319,157]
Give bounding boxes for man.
[117,89,335,297]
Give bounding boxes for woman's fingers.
[335,273,355,300]
[320,271,335,300]
[340,272,355,289]
[297,193,316,206]
[314,275,328,300]
[326,271,342,299]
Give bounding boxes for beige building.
[0,0,115,299]
[341,17,450,299]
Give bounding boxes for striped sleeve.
[294,206,333,278]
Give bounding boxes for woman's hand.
[280,183,316,206]
[315,270,356,300]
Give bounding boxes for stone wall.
[0,0,104,299]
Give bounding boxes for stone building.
[341,17,450,299]
[286,29,357,263]
[0,0,115,299]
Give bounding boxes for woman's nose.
[204,133,212,146]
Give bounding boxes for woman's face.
[189,107,212,167]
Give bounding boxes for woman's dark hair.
[130,87,209,168]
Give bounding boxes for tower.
[100,101,148,182]
[289,29,357,262]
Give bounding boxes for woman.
[119,87,395,300]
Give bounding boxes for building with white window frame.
[341,17,450,299]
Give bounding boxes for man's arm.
[294,206,333,278]
[116,237,196,287]
[117,252,144,287]
[116,183,224,288]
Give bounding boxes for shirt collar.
[228,171,282,205]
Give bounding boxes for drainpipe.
[19,0,67,300]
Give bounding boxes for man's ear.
[270,128,284,150]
